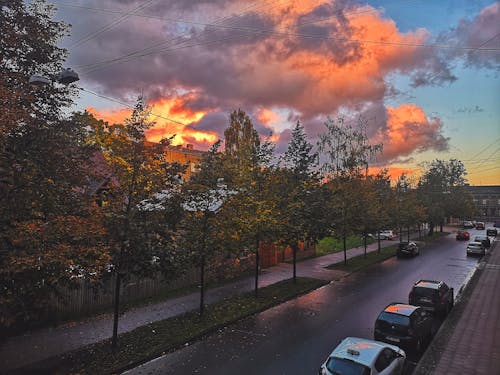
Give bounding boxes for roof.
[384,303,419,316]
[330,337,397,367]
[414,280,441,290]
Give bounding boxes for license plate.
[386,336,400,343]
[420,298,431,303]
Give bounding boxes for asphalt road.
[125,230,484,375]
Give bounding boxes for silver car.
[466,241,485,256]
[319,337,405,375]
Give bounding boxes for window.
[482,199,487,205]
[375,348,398,372]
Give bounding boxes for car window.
[326,357,370,375]
[377,312,410,327]
[375,348,398,372]
[413,287,437,298]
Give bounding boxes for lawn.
[316,235,374,256]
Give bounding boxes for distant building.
[466,185,500,222]
[162,144,205,180]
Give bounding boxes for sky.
[52,0,500,185]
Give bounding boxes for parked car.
[377,230,396,240]
[374,303,434,354]
[463,220,474,229]
[319,337,406,375]
[466,241,485,256]
[486,227,498,237]
[455,230,470,241]
[474,235,491,249]
[408,280,454,317]
[494,221,500,228]
[475,221,485,230]
[396,242,419,258]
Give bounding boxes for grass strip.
[316,235,375,256]
[326,245,397,273]
[16,277,327,375]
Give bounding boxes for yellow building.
[162,144,205,180]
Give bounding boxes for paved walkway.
[430,237,500,375]
[0,237,401,371]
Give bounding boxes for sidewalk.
[416,237,500,374]
[0,237,399,371]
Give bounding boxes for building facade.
[466,185,500,222]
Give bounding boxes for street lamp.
[29,68,79,86]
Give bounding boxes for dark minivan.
[409,280,454,317]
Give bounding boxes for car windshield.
[326,357,371,375]
[475,236,486,241]
[377,311,410,326]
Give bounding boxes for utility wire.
[60,3,500,57]
[80,87,187,126]
[69,0,158,49]
[73,0,284,74]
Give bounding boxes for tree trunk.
[377,230,381,253]
[407,226,410,242]
[199,253,205,316]
[343,233,347,265]
[363,230,367,258]
[292,242,298,283]
[111,270,122,349]
[254,233,260,298]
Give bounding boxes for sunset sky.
[54,0,500,185]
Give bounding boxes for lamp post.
[29,68,79,86]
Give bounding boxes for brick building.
[466,185,500,222]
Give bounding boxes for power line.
[80,87,186,127]
[69,0,158,49]
[72,0,285,74]
[60,3,500,56]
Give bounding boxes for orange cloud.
[257,108,280,125]
[374,104,448,162]
[86,106,131,125]
[87,96,218,149]
[369,166,420,182]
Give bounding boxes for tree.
[277,121,320,282]
[181,141,235,315]
[223,110,276,297]
[89,98,174,348]
[418,159,472,234]
[317,116,382,264]
[0,2,112,328]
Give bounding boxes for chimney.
[186,144,193,150]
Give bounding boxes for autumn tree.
[0,2,112,328]
[318,116,382,264]
[89,98,177,348]
[223,110,276,296]
[181,141,235,315]
[417,159,472,234]
[276,121,321,282]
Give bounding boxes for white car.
[466,241,485,256]
[377,230,395,240]
[319,337,406,375]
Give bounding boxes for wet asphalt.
[125,230,483,375]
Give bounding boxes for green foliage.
[316,235,374,256]
[0,2,111,328]
[418,159,473,232]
